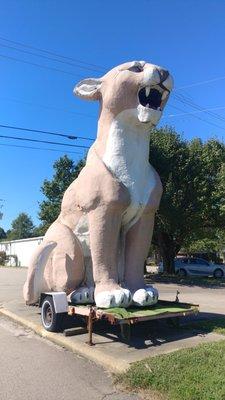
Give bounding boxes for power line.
[2,35,225,133]
[1,96,224,141]
[0,123,95,141]
[0,35,105,72]
[2,103,224,144]
[0,134,90,149]
[4,34,225,90]
[0,96,96,119]
[176,75,225,90]
[3,91,225,131]
[163,105,225,119]
[173,92,225,124]
[4,51,224,127]
[0,42,105,74]
[167,103,225,133]
[0,53,84,78]
[2,33,225,92]
[0,142,83,155]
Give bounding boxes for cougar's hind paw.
[120,288,132,307]
[69,287,94,304]
[132,286,158,307]
[95,288,132,309]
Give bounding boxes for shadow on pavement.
[56,310,225,350]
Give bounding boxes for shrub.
[0,251,6,265]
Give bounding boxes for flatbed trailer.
[39,292,199,345]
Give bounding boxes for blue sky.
[1,0,225,231]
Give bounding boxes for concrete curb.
[0,307,129,373]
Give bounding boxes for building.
[0,236,43,267]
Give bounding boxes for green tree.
[150,128,225,273]
[38,155,85,231]
[32,223,47,237]
[183,140,225,260]
[184,229,225,258]
[7,213,35,240]
[0,227,6,240]
[0,199,3,220]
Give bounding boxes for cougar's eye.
[128,65,143,73]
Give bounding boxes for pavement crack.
[100,391,118,400]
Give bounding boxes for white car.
[159,257,225,278]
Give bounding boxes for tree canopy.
[7,213,35,240]
[150,127,225,272]
[38,155,85,231]
[0,227,6,240]
[0,199,3,220]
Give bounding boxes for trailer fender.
[40,292,68,313]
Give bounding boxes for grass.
[118,340,225,400]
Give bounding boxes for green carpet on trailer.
[99,301,197,319]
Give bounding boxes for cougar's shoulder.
[61,148,130,214]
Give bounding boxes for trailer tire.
[41,296,65,332]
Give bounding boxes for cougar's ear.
[73,78,102,100]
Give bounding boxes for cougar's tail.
[23,241,57,304]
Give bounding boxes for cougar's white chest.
[103,113,156,230]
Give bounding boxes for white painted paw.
[132,286,158,307]
[95,288,132,309]
[69,287,94,304]
[121,288,132,307]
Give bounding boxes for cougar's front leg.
[88,205,131,308]
[124,208,159,306]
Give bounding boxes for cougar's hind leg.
[44,221,85,294]
[23,241,57,304]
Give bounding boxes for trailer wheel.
[41,296,65,332]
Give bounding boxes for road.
[0,316,137,400]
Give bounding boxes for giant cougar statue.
[24,60,173,308]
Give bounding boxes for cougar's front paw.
[132,286,158,307]
[95,288,132,308]
[69,287,94,304]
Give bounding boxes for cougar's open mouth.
[138,85,168,111]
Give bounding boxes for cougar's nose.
[145,65,161,85]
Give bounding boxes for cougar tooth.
[145,86,150,97]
